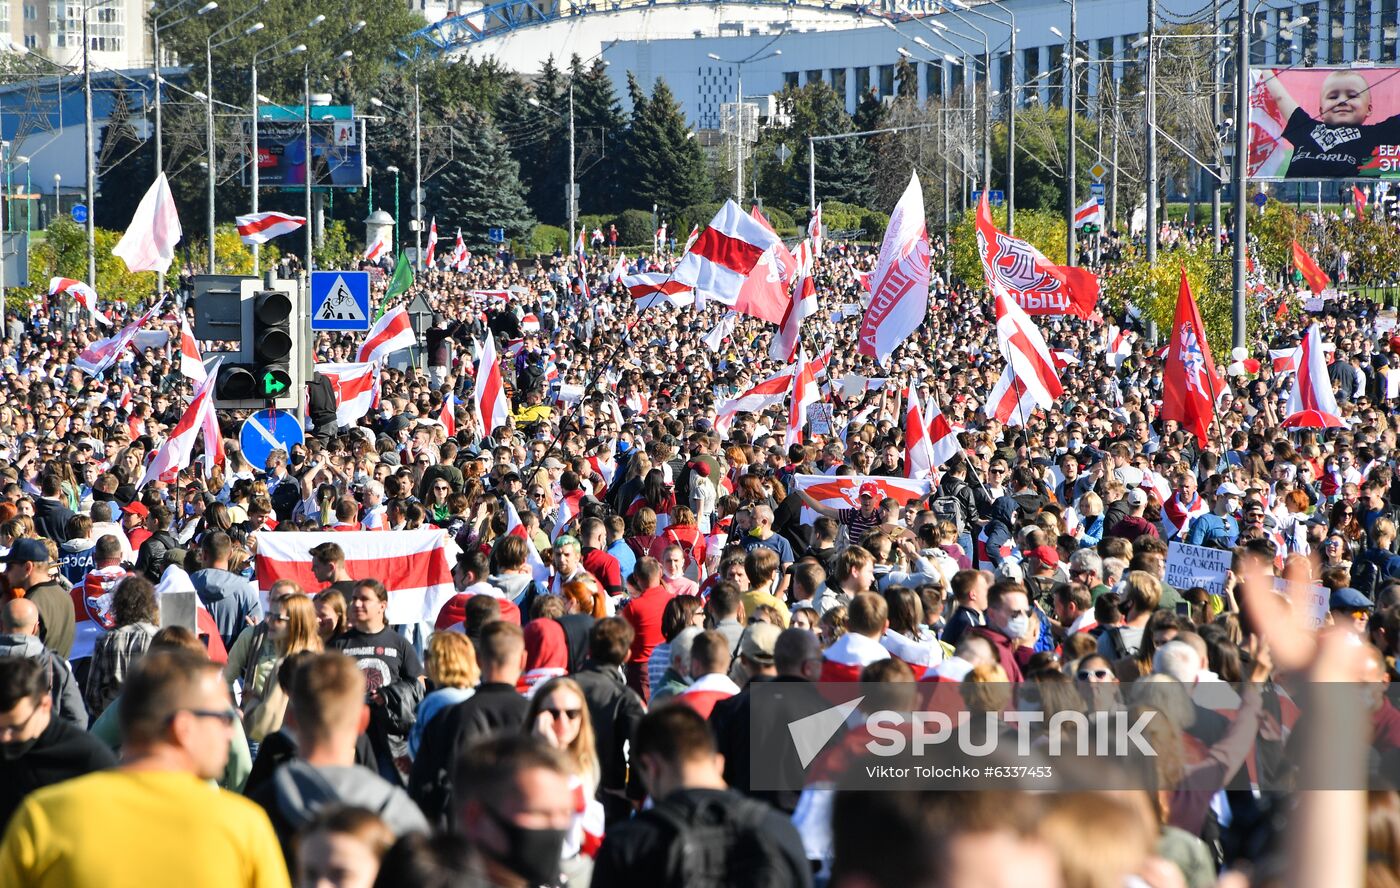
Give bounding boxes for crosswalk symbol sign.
[309,271,371,332]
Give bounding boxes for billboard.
[1249,66,1400,179]
[246,105,365,189]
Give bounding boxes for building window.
[1299,3,1318,59]
[1384,0,1397,61]
[1329,0,1346,62]
[1250,12,1267,63]
[783,71,799,88]
[1022,47,1039,105]
[878,64,894,98]
[855,66,870,97]
[806,69,822,85]
[997,52,1012,102]
[1048,43,1064,108]
[950,62,963,98]
[23,34,36,47]
[1278,9,1293,64]
[1357,0,1372,60]
[927,60,943,98]
[830,67,846,97]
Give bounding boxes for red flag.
[1353,185,1367,217]
[977,193,1100,318]
[1160,269,1223,447]
[1291,240,1330,295]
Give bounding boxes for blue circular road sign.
[239,409,304,472]
[70,204,88,224]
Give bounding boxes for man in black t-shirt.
[328,578,423,785]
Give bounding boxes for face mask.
[184,503,195,517]
[1005,614,1030,639]
[483,807,567,887]
[1068,438,1083,451]
[0,734,40,761]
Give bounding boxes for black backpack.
[1352,555,1382,600]
[931,494,965,538]
[652,794,794,888]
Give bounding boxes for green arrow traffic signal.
[262,371,288,396]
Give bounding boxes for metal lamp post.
[706,48,783,203]
[205,12,265,272]
[251,16,320,274]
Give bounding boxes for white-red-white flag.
[75,299,164,377]
[770,239,819,363]
[504,497,551,586]
[904,383,938,480]
[255,529,455,624]
[703,311,736,353]
[857,171,931,364]
[609,253,628,283]
[625,273,695,311]
[1282,323,1345,428]
[197,358,225,478]
[49,277,108,326]
[1107,325,1134,369]
[992,290,1062,411]
[683,224,699,253]
[672,200,785,307]
[425,218,438,266]
[139,362,217,488]
[356,306,416,364]
[1072,197,1103,229]
[452,229,468,269]
[910,386,961,475]
[715,367,794,433]
[473,334,510,438]
[808,203,823,252]
[113,172,182,274]
[315,361,380,427]
[784,348,820,449]
[985,366,1039,427]
[792,474,930,523]
[178,319,206,382]
[363,231,390,263]
[440,392,457,437]
[235,211,306,245]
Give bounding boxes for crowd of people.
[0,216,1394,888]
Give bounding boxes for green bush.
[675,202,723,238]
[578,214,610,235]
[760,205,795,231]
[858,210,890,239]
[820,201,866,233]
[527,224,569,255]
[616,209,655,247]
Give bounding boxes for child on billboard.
[1265,69,1400,178]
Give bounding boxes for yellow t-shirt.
[0,770,291,888]
[741,587,792,628]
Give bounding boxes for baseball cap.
[1028,545,1059,567]
[858,482,880,500]
[3,538,49,564]
[121,501,149,519]
[1216,482,1246,498]
[738,622,781,664]
[1126,488,1148,507]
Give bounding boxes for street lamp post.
[81,3,95,286]
[1051,9,1077,266]
[251,17,319,275]
[205,11,264,273]
[17,156,29,238]
[1144,0,1158,266]
[1232,0,1249,350]
[707,48,782,203]
[385,165,401,253]
[52,173,59,219]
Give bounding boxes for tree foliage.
[1102,243,1233,359]
[430,108,534,251]
[753,82,869,213]
[949,205,1068,286]
[618,76,709,215]
[24,219,157,306]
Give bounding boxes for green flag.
[379,251,414,316]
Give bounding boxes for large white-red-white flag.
[905,383,961,479]
[624,273,694,311]
[792,474,930,522]
[424,217,438,266]
[993,290,1063,410]
[770,238,818,362]
[113,172,182,274]
[75,299,165,377]
[49,277,108,326]
[178,319,206,382]
[315,362,380,427]
[672,200,786,309]
[235,211,306,245]
[473,334,510,437]
[1282,323,1345,429]
[356,306,416,364]
[504,497,551,585]
[784,347,820,449]
[255,529,456,624]
[985,366,1039,426]
[857,171,931,364]
[139,359,218,488]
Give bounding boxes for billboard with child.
[1248,67,1400,179]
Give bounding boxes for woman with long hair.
[312,588,349,642]
[239,592,324,743]
[628,469,676,532]
[625,507,659,562]
[647,593,706,694]
[525,677,604,884]
[650,505,706,576]
[880,585,945,668]
[410,632,479,756]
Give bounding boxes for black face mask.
[483,805,568,887]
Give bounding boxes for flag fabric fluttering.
[439,392,457,437]
[807,203,823,252]
[1106,325,1134,369]
[363,232,389,263]
[770,239,819,363]
[425,218,439,266]
[452,229,468,269]
[1353,185,1368,217]
[75,299,165,377]
[473,334,510,438]
[112,172,182,274]
[178,319,206,382]
[993,290,1063,410]
[503,498,551,586]
[985,367,1039,427]
[1160,268,1224,446]
[904,383,939,480]
[139,361,218,488]
[703,311,737,353]
[1072,198,1104,229]
[356,306,416,364]
[671,200,786,309]
[235,211,306,245]
[784,348,820,449]
[714,368,795,433]
[49,278,108,326]
[857,171,931,364]
[315,362,380,427]
[379,252,415,314]
[683,224,700,253]
[1290,239,1331,295]
[625,273,695,311]
[1282,323,1346,429]
[977,192,1100,318]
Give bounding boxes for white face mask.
[1005,614,1030,639]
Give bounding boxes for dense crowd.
[0,221,1394,888]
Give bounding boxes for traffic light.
[250,288,293,398]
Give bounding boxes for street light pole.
[82,6,95,286]
[708,48,782,203]
[568,83,575,252]
[207,16,264,273]
[304,61,312,275]
[1068,0,1078,266]
[414,76,422,271]
[251,18,318,276]
[1232,0,1249,349]
[1145,0,1158,266]
[953,0,1017,233]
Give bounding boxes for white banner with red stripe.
[254,529,457,624]
[316,361,380,427]
[236,211,307,244]
[792,474,930,523]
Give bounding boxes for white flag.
[113,172,182,274]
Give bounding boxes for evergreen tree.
[570,57,627,215]
[516,56,569,224]
[753,82,869,211]
[622,77,708,213]
[431,108,535,251]
[851,86,890,206]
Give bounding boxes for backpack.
[931,494,965,538]
[652,793,794,888]
[1352,555,1382,600]
[664,527,705,582]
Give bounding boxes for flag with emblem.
[1161,268,1224,446]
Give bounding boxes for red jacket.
[620,585,672,667]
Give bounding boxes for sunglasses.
[542,707,582,721]
[1347,609,1372,620]
[1077,669,1113,681]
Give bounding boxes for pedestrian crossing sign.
[310,271,371,332]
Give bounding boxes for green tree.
[752,82,868,212]
[430,108,534,251]
[570,57,627,215]
[24,219,159,305]
[990,106,1099,213]
[619,77,709,214]
[94,87,156,232]
[1102,244,1233,359]
[850,86,889,207]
